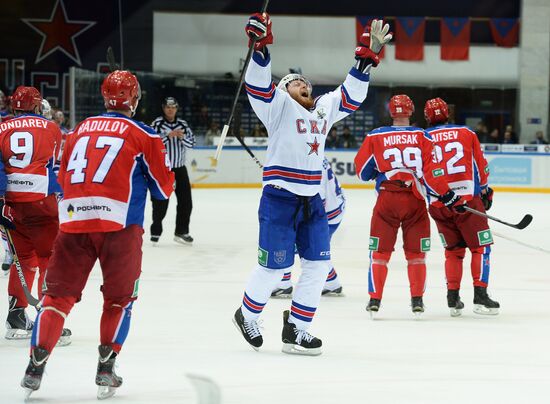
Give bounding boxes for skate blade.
[97,385,118,400]
[271,293,292,299]
[5,329,32,340]
[231,318,259,352]
[322,291,345,297]
[450,308,463,317]
[55,335,72,347]
[473,305,499,315]
[173,237,193,246]
[412,311,424,319]
[282,343,322,356]
[23,387,35,401]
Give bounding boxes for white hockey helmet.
[41,99,52,119]
[277,74,312,96]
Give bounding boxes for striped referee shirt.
[151,116,195,168]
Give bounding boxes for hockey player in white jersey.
[233,12,391,355]
[271,157,345,297]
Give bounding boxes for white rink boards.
[0,189,549,403]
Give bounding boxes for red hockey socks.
[368,252,391,299]
[100,298,134,354]
[405,251,426,297]
[31,295,76,354]
[471,246,491,287]
[445,248,465,290]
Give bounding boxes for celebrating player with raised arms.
[424,97,499,316]
[232,13,391,355]
[354,94,465,317]
[0,86,70,344]
[20,71,175,400]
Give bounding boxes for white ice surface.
[0,189,549,404]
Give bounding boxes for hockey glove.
[368,19,392,54]
[481,187,493,211]
[0,198,15,230]
[440,190,467,214]
[245,13,273,51]
[355,33,381,68]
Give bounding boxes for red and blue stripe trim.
[263,165,322,185]
[245,82,276,103]
[243,292,266,314]
[326,204,344,220]
[290,301,317,323]
[282,272,291,281]
[339,85,362,113]
[326,268,337,282]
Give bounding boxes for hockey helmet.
[41,99,52,120]
[101,70,141,116]
[11,86,42,112]
[424,97,449,125]
[277,74,312,96]
[389,94,414,118]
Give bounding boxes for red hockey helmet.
[424,97,449,125]
[101,70,141,115]
[11,86,42,112]
[389,94,414,118]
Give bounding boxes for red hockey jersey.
[354,125,450,200]
[0,113,62,202]
[426,124,489,206]
[57,112,175,233]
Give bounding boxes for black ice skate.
[411,296,425,317]
[281,310,322,356]
[447,289,465,317]
[96,345,123,400]
[271,285,293,298]
[21,347,50,399]
[322,286,344,296]
[366,298,381,319]
[5,297,33,340]
[232,307,263,350]
[473,286,500,315]
[174,233,193,245]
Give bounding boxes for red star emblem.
[307,137,320,155]
[22,0,96,65]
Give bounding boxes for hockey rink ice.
[0,188,549,403]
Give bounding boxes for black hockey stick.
[0,226,41,309]
[106,46,120,72]
[214,0,270,168]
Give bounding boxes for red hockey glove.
[481,187,493,211]
[0,198,15,229]
[355,34,380,68]
[245,13,273,50]
[440,190,467,214]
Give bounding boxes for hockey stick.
[493,230,550,254]
[106,46,120,72]
[214,0,269,168]
[0,225,41,309]
[462,206,532,230]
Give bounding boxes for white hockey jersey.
[319,158,345,226]
[245,50,370,196]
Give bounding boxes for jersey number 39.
[66,136,124,184]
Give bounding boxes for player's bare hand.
[168,129,184,139]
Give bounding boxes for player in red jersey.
[354,94,464,316]
[0,86,71,344]
[424,97,499,317]
[20,71,175,400]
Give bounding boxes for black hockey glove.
[481,187,493,211]
[440,190,466,214]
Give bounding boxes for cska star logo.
[307,137,320,155]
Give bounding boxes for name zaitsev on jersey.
[245,49,370,196]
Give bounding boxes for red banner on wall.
[395,17,425,61]
[490,18,519,47]
[441,17,470,61]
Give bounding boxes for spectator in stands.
[475,121,489,143]
[251,123,267,137]
[326,127,338,149]
[205,121,221,145]
[337,125,357,149]
[53,109,69,133]
[502,128,516,144]
[505,124,518,143]
[150,97,196,246]
[531,130,549,145]
[486,128,500,144]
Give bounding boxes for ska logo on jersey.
[307,137,320,155]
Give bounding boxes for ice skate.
[232,307,263,351]
[21,347,49,399]
[5,297,33,340]
[150,235,160,247]
[96,345,123,400]
[366,298,381,319]
[473,286,500,315]
[411,296,424,317]
[447,289,465,317]
[174,233,193,246]
[281,310,322,356]
[271,285,293,298]
[322,285,344,296]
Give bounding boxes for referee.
[150,97,195,245]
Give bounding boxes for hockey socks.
[471,246,491,288]
[405,251,426,298]
[100,299,134,354]
[368,252,390,300]
[241,265,283,320]
[31,295,75,353]
[445,248,465,290]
